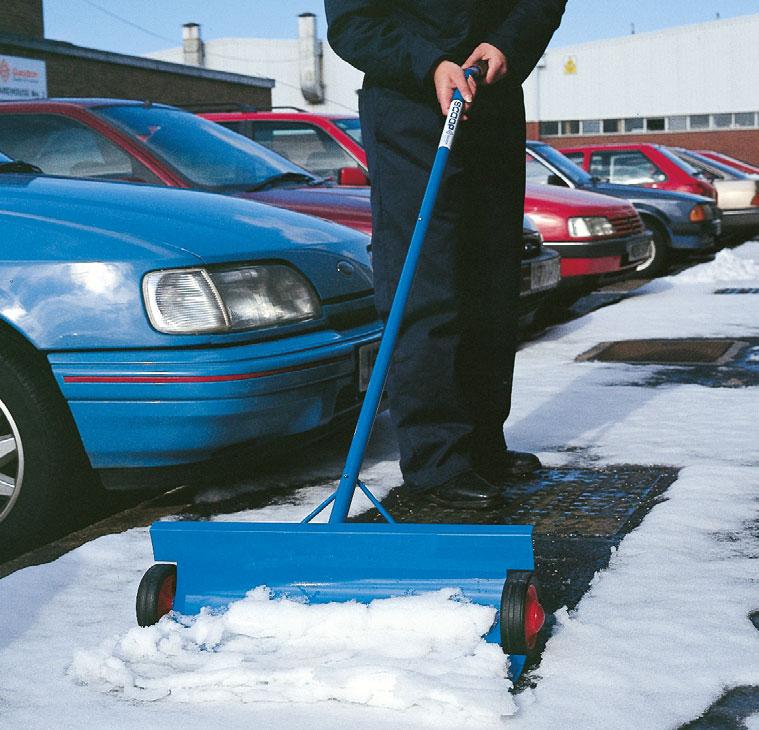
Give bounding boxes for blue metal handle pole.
[328,67,480,524]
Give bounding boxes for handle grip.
[451,64,485,104]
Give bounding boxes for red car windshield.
[333,117,363,147]
[94,105,320,190]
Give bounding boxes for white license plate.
[358,341,380,392]
[530,258,560,292]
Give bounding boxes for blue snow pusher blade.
[137,67,544,683]
[149,520,537,679]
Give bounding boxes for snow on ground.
[1,243,758,728]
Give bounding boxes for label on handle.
[439,98,464,149]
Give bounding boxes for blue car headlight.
[143,264,321,334]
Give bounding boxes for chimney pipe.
[182,23,205,67]
[298,13,324,104]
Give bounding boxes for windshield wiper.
[232,172,321,192]
[0,160,42,174]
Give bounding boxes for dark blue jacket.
[324,0,567,90]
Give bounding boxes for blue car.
[526,141,722,276]
[0,155,380,551]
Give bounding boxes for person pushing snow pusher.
[325,0,567,505]
[135,0,566,684]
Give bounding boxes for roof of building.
[0,32,274,88]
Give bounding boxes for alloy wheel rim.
[0,397,24,523]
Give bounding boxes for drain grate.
[714,287,759,294]
[577,338,747,365]
[353,465,678,538]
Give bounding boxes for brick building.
[523,13,759,164]
[0,0,272,108]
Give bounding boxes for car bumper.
[546,231,651,279]
[721,207,759,233]
[49,323,382,471]
[670,218,722,251]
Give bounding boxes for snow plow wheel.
[136,563,177,627]
[500,570,545,655]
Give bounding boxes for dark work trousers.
[360,83,526,489]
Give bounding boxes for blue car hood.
[0,175,374,350]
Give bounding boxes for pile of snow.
[673,247,759,283]
[69,587,514,725]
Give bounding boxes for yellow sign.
[564,56,577,75]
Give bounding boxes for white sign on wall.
[0,54,47,100]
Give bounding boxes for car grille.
[609,213,645,237]
[324,295,380,331]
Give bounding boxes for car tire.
[635,221,670,278]
[0,336,93,557]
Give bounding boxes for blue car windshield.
[93,105,319,189]
[333,117,363,146]
[529,142,594,185]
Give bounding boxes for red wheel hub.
[156,573,176,619]
[523,584,545,649]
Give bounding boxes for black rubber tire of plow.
[136,563,177,627]
[500,570,540,655]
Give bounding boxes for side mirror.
[338,166,369,186]
[547,173,569,188]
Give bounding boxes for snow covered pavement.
[1,245,758,728]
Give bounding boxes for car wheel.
[635,221,670,278]
[0,337,92,556]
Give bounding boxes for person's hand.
[433,60,478,117]
[463,43,508,85]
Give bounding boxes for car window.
[590,150,666,185]
[563,151,584,166]
[249,121,356,180]
[0,113,159,183]
[526,154,556,185]
[94,105,313,189]
[332,117,363,147]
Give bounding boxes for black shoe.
[475,450,542,482]
[421,470,503,508]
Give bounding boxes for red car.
[0,99,374,234]
[203,109,370,186]
[524,184,650,282]
[559,143,718,201]
[209,110,651,284]
[696,150,759,176]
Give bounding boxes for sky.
[42,0,759,57]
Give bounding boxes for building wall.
[0,41,272,108]
[524,14,759,121]
[0,0,44,40]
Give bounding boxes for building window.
[561,120,580,135]
[713,113,733,128]
[539,121,559,136]
[646,117,666,131]
[668,116,688,131]
[581,119,601,134]
[689,114,710,129]
[624,117,644,132]
[734,112,756,128]
[602,119,621,133]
